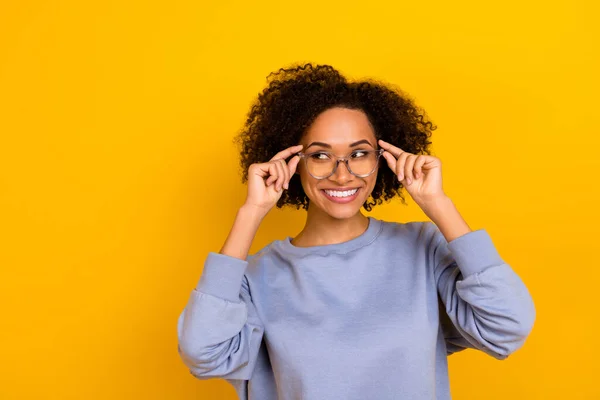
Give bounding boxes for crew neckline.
[277,217,384,256]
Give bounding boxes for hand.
[244,144,303,215]
[378,139,447,207]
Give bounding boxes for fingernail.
[407,178,412,185]
[398,175,403,181]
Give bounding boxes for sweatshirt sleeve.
[177,252,265,380]
[425,222,536,360]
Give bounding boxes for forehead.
[302,107,376,145]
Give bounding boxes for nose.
[329,160,354,184]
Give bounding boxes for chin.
[322,205,361,220]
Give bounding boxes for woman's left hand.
[378,139,447,208]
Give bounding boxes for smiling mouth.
[320,188,362,204]
[323,188,359,198]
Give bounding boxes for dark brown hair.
[235,63,437,211]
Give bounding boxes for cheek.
[298,169,318,196]
[364,171,380,193]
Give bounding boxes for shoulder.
[376,219,446,257]
[378,218,438,241]
[244,238,287,269]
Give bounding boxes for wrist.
[419,194,452,216]
[423,196,471,242]
[239,203,268,223]
[219,204,264,261]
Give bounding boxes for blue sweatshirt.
[177,217,536,399]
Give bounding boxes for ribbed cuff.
[196,252,248,302]
[447,229,505,277]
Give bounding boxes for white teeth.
[324,189,358,198]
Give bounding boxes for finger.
[277,159,289,191]
[269,161,281,191]
[287,155,300,178]
[251,162,272,179]
[274,160,285,192]
[270,144,304,162]
[382,151,397,173]
[281,159,292,189]
[248,163,261,178]
[414,155,426,180]
[396,151,410,181]
[404,155,417,184]
[378,139,405,159]
[281,159,290,185]
[285,156,300,189]
[265,163,279,186]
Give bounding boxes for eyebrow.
[305,139,374,150]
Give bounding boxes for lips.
[323,188,358,197]
[321,188,361,204]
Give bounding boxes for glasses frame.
[297,148,385,180]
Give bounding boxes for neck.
[291,205,370,247]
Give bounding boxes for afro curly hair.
[234,63,437,211]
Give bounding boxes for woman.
[177,64,536,400]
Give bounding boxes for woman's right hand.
[244,144,303,215]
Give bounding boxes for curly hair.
[234,63,437,211]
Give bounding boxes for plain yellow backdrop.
[1,0,598,399]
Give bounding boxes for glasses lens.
[348,150,378,176]
[306,152,335,178]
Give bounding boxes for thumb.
[287,155,300,176]
[382,151,397,172]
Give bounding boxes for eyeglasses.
[297,149,384,180]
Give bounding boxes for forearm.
[421,196,472,243]
[219,205,265,261]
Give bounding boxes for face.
[298,107,380,220]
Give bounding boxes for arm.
[425,221,536,359]
[176,206,264,379]
[376,138,535,357]
[220,205,265,261]
[176,145,301,378]
[177,252,264,379]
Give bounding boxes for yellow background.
[1,1,598,399]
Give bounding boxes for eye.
[309,152,331,160]
[351,150,368,158]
